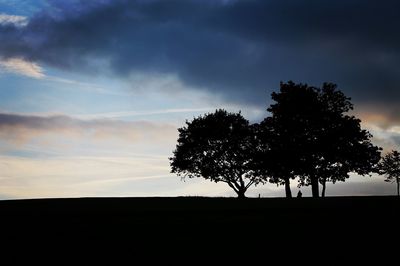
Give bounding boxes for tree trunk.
[284,178,292,198]
[321,179,326,198]
[397,178,399,197]
[237,189,247,199]
[311,176,319,198]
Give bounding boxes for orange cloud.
[0,113,177,146]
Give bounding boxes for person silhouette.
[297,190,302,198]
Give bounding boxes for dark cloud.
[1,0,400,108]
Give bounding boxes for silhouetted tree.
[170,109,261,198]
[254,118,298,198]
[301,84,381,197]
[266,81,381,197]
[308,83,380,197]
[379,150,400,196]
[259,82,321,197]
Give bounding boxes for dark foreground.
[1,196,398,263]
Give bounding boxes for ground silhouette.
[0,196,398,263]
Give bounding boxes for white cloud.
[0,13,28,27]
[0,57,45,78]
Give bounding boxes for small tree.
[170,109,262,198]
[379,150,400,196]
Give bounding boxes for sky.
[0,0,399,199]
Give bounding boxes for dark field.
[1,196,398,263]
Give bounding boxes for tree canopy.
[170,109,261,198]
[258,81,381,197]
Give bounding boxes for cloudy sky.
[0,0,399,199]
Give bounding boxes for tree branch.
[232,179,242,191]
[245,179,255,189]
[227,182,239,193]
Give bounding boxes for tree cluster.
[170,81,383,198]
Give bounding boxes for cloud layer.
[0,113,177,145]
[0,57,44,78]
[1,0,400,108]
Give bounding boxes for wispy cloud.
[0,58,130,95]
[0,154,236,199]
[44,75,129,96]
[0,112,183,199]
[0,13,28,27]
[0,57,44,78]
[0,113,177,145]
[0,154,172,198]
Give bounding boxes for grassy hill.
[1,196,398,263]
